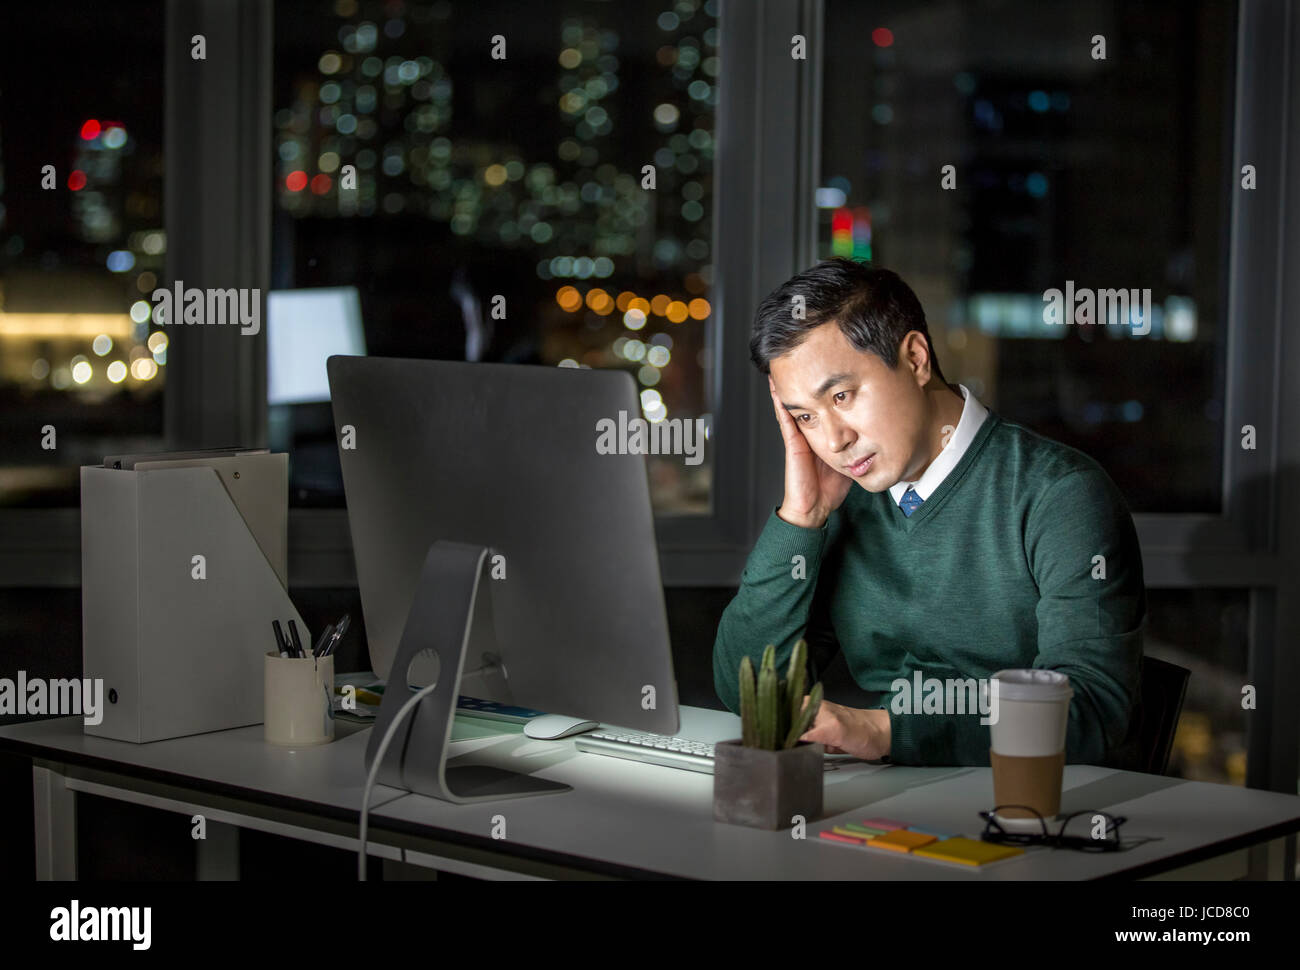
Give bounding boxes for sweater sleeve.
[887,467,1145,766]
[712,507,839,714]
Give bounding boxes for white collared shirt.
[888,383,989,505]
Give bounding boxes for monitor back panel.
[327,355,679,734]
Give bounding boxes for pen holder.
[264,652,334,746]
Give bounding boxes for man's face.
[768,322,931,492]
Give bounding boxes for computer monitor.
[325,355,680,736]
[268,287,366,405]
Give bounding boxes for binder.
[81,450,306,742]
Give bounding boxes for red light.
[310,174,332,195]
[286,171,308,192]
[80,120,101,140]
[872,27,894,47]
[831,208,853,233]
[68,170,87,191]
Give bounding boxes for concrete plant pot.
[712,739,824,830]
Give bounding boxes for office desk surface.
[3,707,1298,880]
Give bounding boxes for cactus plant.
[757,658,777,748]
[739,656,758,747]
[737,638,823,750]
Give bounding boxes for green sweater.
[712,411,1146,766]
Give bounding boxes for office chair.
[1101,655,1191,775]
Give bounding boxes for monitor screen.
[267,287,366,405]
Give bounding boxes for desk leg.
[195,819,241,880]
[1246,834,1297,880]
[382,854,439,881]
[33,764,77,880]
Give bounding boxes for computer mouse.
[523,714,601,740]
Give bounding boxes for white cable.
[358,681,441,881]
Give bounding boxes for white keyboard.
[573,729,846,774]
[573,730,716,773]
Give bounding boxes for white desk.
[2,707,1297,880]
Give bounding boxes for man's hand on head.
[798,698,891,761]
[768,375,854,529]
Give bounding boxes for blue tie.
[899,487,923,518]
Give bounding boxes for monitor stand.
[363,540,572,803]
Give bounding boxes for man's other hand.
[799,698,891,761]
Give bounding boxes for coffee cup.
[983,669,1072,832]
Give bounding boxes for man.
[712,258,1145,765]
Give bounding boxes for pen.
[272,620,290,658]
[288,620,304,659]
[322,614,351,658]
[312,623,335,659]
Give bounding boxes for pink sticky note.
[819,831,867,845]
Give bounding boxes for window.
[271,0,718,513]
[820,0,1235,513]
[0,1,167,507]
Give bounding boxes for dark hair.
[749,258,945,383]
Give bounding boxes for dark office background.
[1,0,1294,879]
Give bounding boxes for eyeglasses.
[978,805,1127,852]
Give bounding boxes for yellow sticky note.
[865,829,938,853]
[912,837,1024,866]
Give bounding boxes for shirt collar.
[889,383,989,505]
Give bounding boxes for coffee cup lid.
[989,669,1073,702]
